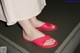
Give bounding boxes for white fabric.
[0,0,46,25]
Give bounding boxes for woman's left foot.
[23,31,58,48]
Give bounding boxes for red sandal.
[36,22,58,31]
[23,34,58,48]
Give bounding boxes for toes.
[52,24,55,28]
[43,39,56,46]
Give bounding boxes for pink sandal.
[36,22,58,31]
[23,34,58,48]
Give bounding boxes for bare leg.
[18,19,44,41]
[30,17,55,28]
[18,18,55,46]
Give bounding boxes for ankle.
[22,29,45,40]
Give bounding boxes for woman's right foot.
[18,18,58,48]
[30,19,58,31]
[30,17,58,31]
